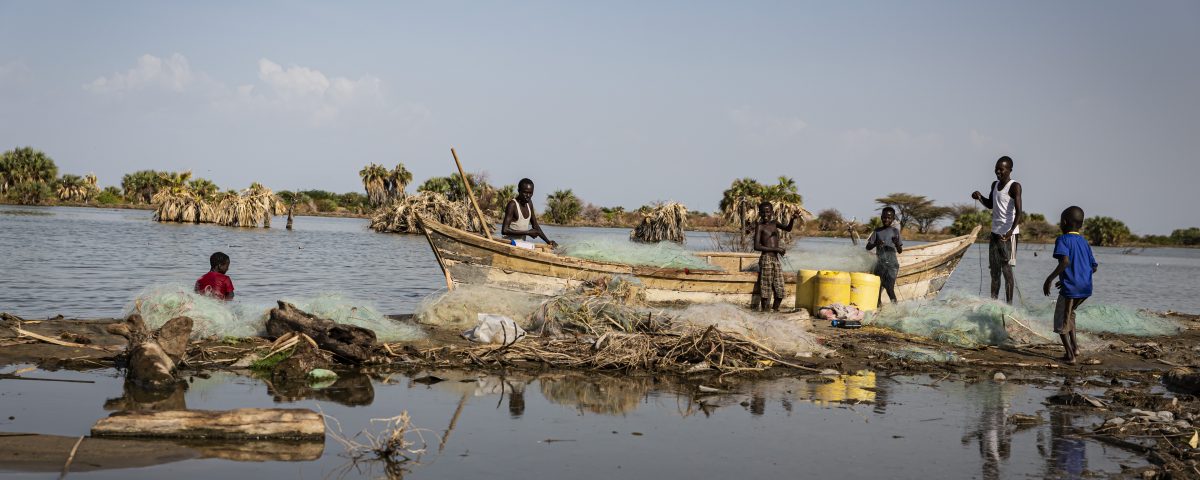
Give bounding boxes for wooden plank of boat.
[418,215,980,306]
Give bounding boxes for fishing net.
[124,285,266,339]
[867,291,1181,349]
[283,293,425,342]
[555,238,716,270]
[669,303,830,358]
[413,285,545,330]
[125,285,426,342]
[531,276,661,335]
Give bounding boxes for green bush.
[315,198,338,212]
[1170,227,1200,246]
[1083,216,1131,246]
[9,180,52,205]
[96,187,123,205]
[949,211,990,236]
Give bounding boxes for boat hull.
[420,217,980,307]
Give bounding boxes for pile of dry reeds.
[630,202,689,244]
[153,183,284,228]
[368,191,483,234]
[401,325,817,374]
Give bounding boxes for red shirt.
[195,271,235,300]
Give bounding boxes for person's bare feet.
[1061,355,1077,365]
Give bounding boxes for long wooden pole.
[451,148,493,239]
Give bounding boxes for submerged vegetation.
[630,201,689,244]
[153,181,285,228]
[368,192,482,234]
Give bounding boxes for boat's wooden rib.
[418,215,981,307]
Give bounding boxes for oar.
[450,148,493,240]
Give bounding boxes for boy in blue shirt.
[1042,206,1098,365]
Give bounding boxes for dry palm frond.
[720,198,814,251]
[153,183,282,228]
[369,192,485,234]
[630,202,689,244]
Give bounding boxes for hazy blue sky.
[2,1,1196,233]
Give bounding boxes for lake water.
[1,205,1197,318]
[0,366,1147,479]
[0,205,1183,478]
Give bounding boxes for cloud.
[0,61,32,85]
[729,107,807,143]
[87,54,422,128]
[85,53,198,93]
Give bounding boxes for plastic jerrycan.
[795,269,819,311]
[849,272,881,311]
[815,271,851,308]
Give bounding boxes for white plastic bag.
[462,313,527,345]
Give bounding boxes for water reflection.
[960,381,1017,480]
[103,380,188,411]
[265,371,376,406]
[539,374,652,415]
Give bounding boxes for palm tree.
[359,163,390,207]
[122,170,167,203]
[388,163,413,200]
[55,174,95,203]
[545,189,583,224]
[188,178,220,199]
[1,147,58,194]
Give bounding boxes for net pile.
[413,285,545,330]
[868,292,1181,349]
[670,303,829,358]
[125,285,425,342]
[555,239,716,270]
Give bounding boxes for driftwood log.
[0,432,322,472]
[91,408,325,440]
[105,314,192,389]
[1165,367,1200,394]
[266,301,377,363]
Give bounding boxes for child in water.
[1043,206,1097,365]
[195,252,235,301]
[866,207,902,305]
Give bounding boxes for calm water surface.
[2,205,1197,317]
[0,367,1146,479]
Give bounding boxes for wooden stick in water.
[451,148,493,239]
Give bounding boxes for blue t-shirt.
[1053,233,1097,298]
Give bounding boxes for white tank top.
[991,180,1020,235]
[508,199,532,232]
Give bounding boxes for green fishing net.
[125,285,425,342]
[556,238,716,270]
[868,291,1181,349]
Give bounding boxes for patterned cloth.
[758,253,785,300]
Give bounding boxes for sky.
[1,1,1197,234]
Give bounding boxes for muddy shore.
[5,312,1200,477]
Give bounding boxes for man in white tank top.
[501,178,557,247]
[971,156,1023,304]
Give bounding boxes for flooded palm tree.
[388,163,412,200]
[1,147,58,195]
[360,163,390,208]
[369,191,481,234]
[153,180,283,228]
[630,201,689,244]
[55,174,99,203]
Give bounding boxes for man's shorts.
[1053,295,1087,334]
[989,233,1018,271]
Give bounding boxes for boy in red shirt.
[195,252,235,300]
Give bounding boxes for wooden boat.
[419,215,981,307]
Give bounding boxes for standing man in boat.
[971,156,1023,304]
[502,178,557,247]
